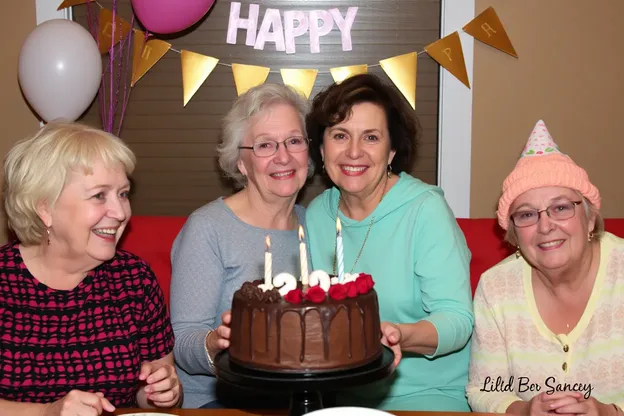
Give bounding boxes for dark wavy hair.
[306,73,420,175]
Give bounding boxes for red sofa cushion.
[118,216,624,303]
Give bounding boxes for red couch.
[118,217,624,305]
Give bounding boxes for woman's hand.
[42,390,115,416]
[544,393,614,416]
[508,392,581,416]
[206,311,232,358]
[138,359,181,408]
[380,321,402,369]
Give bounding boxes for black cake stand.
[214,347,394,416]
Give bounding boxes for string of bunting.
[58,0,517,109]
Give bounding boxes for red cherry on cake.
[284,288,304,304]
[344,282,359,298]
[328,283,348,301]
[305,286,326,303]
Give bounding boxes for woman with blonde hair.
[0,121,180,415]
[170,83,312,408]
[467,120,624,415]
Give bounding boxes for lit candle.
[264,235,272,286]
[298,225,309,287]
[336,218,345,283]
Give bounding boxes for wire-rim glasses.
[510,200,583,228]
[238,136,309,158]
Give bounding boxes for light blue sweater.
[170,198,306,408]
[305,173,474,411]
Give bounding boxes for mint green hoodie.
[306,173,473,411]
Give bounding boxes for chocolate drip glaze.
[230,288,382,372]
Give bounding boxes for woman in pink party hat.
[466,120,624,415]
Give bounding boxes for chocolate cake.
[229,274,382,373]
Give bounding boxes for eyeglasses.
[238,136,309,158]
[510,200,583,228]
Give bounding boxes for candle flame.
[298,225,305,241]
[265,235,271,250]
[336,217,342,233]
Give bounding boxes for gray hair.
[217,83,312,186]
[504,196,604,247]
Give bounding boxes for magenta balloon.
[131,0,215,34]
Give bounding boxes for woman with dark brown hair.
[305,74,473,411]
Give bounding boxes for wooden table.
[115,409,493,416]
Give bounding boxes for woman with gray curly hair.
[169,83,312,409]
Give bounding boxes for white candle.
[299,225,309,286]
[336,218,345,283]
[264,235,272,286]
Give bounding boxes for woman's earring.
[588,231,594,242]
[515,246,521,258]
[322,163,325,173]
[387,164,392,178]
[46,228,51,245]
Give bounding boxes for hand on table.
[138,360,181,408]
[544,392,613,416]
[42,390,115,416]
[380,321,402,370]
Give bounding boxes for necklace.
[333,180,388,275]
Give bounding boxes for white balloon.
[18,19,102,122]
[272,272,298,296]
[309,270,331,292]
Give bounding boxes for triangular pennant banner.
[280,69,318,99]
[463,6,517,58]
[181,50,219,106]
[329,65,368,84]
[379,52,417,110]
[57,0,92,10]
[425,32,470,89]
[231,63,270,96]
[98,8,132,54]
[131,30,171,87]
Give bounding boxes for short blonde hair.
[4,121,136,245]
[218,83,312,186]
[504,197,604,247]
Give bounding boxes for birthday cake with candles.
[228,229,382,373]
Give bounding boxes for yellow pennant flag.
[463,6,517,58]
[231,63,270,96]
[425,32,470,89]
[57,0,92,10]
[131,30,171,87]
[329,65,368,84]
[181,50,219,106]
[98,8,132,54]
[379,52,418,110]
[280,69,318,99]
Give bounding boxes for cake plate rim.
[214,345,394,392]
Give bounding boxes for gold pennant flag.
[131,30,171,87]
[425,32,470,89]
[379,52,417,110]
[329,65,368,84]
[463,6,517,58]
[57,0,92,10]
[181,50,219,106]
[280,69,318,99]
[98,8,132,54]
[231,63,270,96]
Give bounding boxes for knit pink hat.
[497,120,601,230]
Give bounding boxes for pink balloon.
[131,0,215,34]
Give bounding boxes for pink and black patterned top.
[0,243,174,407]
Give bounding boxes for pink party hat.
[497,120,601,230]
[519,120,561,157]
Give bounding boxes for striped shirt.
[467,232,624,412]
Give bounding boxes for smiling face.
[511,186,595,272]
[320,102,396,198]
[40,160,131,267]
[237,102,309,200]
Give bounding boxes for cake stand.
[214,347,394,416]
